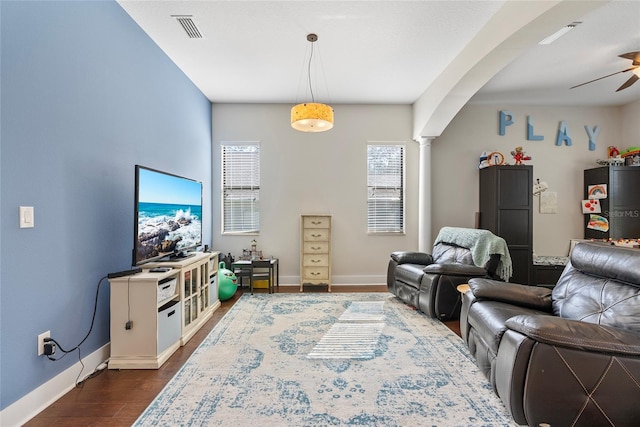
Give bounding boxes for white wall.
[432,104,622,256]
[212,102,635,282]
[621,99,640,146]
[211,104,417,285]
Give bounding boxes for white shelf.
[109,252,219,369]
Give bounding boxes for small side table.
[231,258,279,293]
[532,256,568,289]
[456,284,470,294]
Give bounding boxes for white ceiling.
[471,0,640,107]
[118,1,640,108]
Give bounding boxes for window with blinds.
[367,144,405,233]
[221,144,260,233]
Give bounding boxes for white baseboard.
[0,343,110,427]
[332,275,386,285]
[279,275,386,286]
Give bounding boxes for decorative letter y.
[585,125,600,151]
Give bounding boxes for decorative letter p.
[499,110,514,136]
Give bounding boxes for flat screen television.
[133,165,203,266]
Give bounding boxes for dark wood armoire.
[584,166,640,240]
[479,165,533,284]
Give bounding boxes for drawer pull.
[311,259,320,263]
[311,246,321,250]
[161,284,170,290]
[311,234,322,238]
[167,310,176,317]
[311,272,320,276]
[311,221,322,225]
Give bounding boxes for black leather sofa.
[387,227,509,320]
[461,242,640,426]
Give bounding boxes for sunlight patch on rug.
[307,301,385,359]
[338,301,386,322]
[306,322,384,360]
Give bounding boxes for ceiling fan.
[570,51,640,92]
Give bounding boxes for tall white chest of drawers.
[300,214,332,292]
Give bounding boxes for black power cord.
[45,275,109,386]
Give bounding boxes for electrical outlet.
[38,331,50,356]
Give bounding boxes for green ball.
[218,262,237,301]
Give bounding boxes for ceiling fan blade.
[570,67,636,89]
[619,51,640,66]
[616,73,639,92]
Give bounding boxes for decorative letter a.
[556,121,572,146]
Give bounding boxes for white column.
[417,137,434,252]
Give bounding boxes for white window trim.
[221,141,260,235]
[367,142,406,234]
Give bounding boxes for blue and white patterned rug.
[134,293,516,426]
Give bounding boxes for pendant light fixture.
[291,34,334,132]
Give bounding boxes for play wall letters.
[499,110,599,151]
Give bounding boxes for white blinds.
[367,144,404,233]
[222,144,260,233]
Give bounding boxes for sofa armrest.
[390,251,433,266]
[423,263,486,277]
[468,278,552,312]
[506,315,640,357]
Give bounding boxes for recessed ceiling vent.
[173,15,203,39]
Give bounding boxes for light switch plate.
[19,206,34,228]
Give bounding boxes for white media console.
[108,251,219,369]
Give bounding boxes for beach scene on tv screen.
[137,168,202,263]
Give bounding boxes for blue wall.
[0,0,212,409]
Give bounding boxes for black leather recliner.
[387,227,508,320]
[461,242,640,426]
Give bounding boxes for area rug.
[134,293,517,426]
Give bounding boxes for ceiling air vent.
[173,15,203,39]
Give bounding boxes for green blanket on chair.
[434,227,512,281]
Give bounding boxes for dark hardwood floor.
[24,285,460,426]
